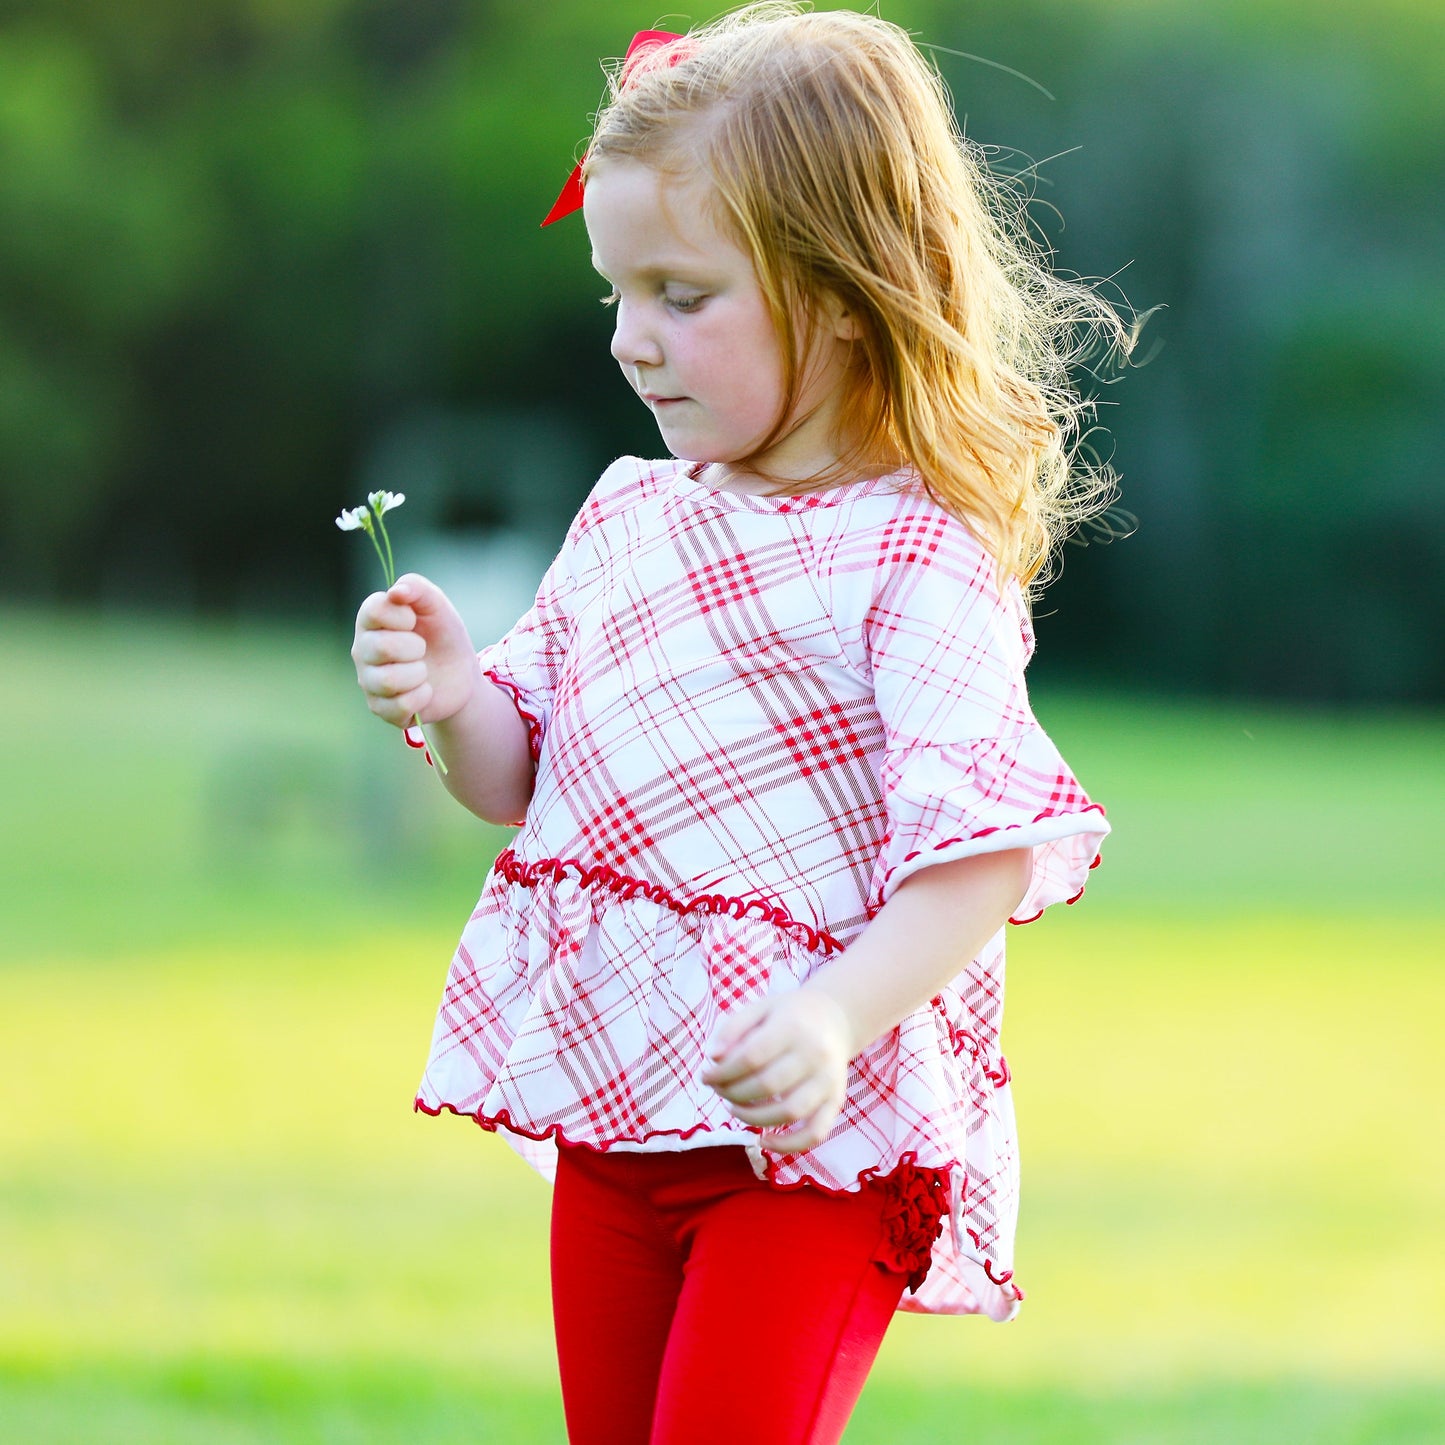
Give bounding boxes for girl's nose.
[609,299,664,370]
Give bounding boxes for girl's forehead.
[583,160,739,275]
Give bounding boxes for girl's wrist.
[428,653,488,731]
[801,849,1034,1061]
[798,977,871,1062]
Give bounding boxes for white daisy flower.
[335,505,371,532]
[334,485,446,774]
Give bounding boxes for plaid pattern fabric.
[416,456,1109,1322]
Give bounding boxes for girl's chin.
[652,427,766,469]
[653,431,728,465]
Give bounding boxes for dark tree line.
[1,0,1440,700]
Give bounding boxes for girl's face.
[583,159,854,487]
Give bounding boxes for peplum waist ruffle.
[414,849,1036,1321]
[490,849,849,956]
[416,850,837,1153]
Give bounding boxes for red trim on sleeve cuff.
[481,668,544,765]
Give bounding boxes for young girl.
[351,7,1133,1441]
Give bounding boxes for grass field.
[1,608,1442,1442]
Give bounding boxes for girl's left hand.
[700,988,856,1154]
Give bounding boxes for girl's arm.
[700,847,1033,1154]
[352,574,536,825]
[424,663,537,824]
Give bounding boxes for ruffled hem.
[414,1096,734,1151]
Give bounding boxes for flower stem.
[365,525,393,588]
[413,715,448,774]
[374,511,397,587]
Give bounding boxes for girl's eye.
[598,288,704,312]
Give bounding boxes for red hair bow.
[541,29,683,227]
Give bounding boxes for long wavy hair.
[582,2,1142,594]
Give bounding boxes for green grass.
[4,608,1440,962]
[3,1368,1442,1444]
[0,609,513,963]
[1,607,1442,1441]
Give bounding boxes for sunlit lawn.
[1,608,1442,1442]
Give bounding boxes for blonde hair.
[582,2,1142,594]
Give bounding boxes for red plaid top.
[416,456,1108,1321]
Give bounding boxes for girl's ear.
[820,289,862,342]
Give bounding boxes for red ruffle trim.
[966,1224,1026,1300]
[481,667,544,765]
[414,1097,727,1148]
[402,725,435,768]
[875,1163,951,1293]
[870,803,1107,926]
[936,1005,1011,1088]
[492,848,846,955]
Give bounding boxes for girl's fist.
[351,573,477,727]
[700,987,856,1155]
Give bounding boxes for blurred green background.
[1,1,1442,1441]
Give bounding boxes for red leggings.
[550,1141,908,1445]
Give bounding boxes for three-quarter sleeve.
[860,506,1108,922]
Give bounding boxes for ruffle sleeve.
[860,505,1108,918]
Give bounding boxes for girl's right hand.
[351,573,478,728]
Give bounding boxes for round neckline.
[671,460,910,514]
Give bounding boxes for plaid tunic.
[416,455,1108,1321]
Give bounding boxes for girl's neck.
[703,463,789,497]
[703,451,905,499]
